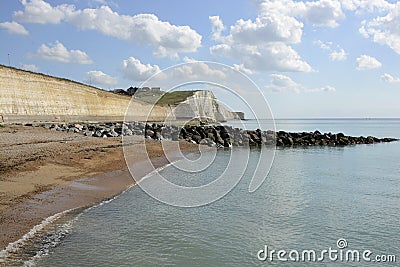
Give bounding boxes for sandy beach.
[0,125,200,250]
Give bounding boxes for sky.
[1,0,400,118]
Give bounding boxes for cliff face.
[171,90,239,122]
[0,65,239,123]
[0,65,167,122]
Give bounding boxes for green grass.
[133,91,164,103]
[156,91,197,105]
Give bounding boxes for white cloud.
[69,50,93,64]
[85,70,118,87]
[259,0,345,28]
[210,0,347,73]
[167,62,226,80]
[210,40,312,73]
[73,6,199,58]
[182,56,197,63]
[359,4,400,55]
[356,55,382,70]
[330,49,347,61]
[314,40,333,50]
[266,74,336,93]
[305,85,337,93]
[0,21,29,35]
[14,0,74,24]
[232,64,253,75]
[21,64,38,72]
[302,0,345,28]
[36,41,93,64]
[12,1,202,58]
[341,0,393,13]
[314,40,347,61]
[381,73,400,83]
[121,57,161,81]
[209,16,225,41]
[210,1,310,73]
[66,8,202,58]
[267,74,301,93]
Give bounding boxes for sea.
[1,119,399,266]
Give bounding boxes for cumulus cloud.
[85,70,118,87]
[14,0,74,24]
[381,73,400,83]
[330,49,347,61]
[314,40,347,61]
[341,0,393,13]
[13,1,202,58]
[209,1,310,73]
[209,16,225,41]
[267,74,301,93]
[121,57,161,81]
[67,8,201,58]
[232,64,253,75]
[356,55,382,70]
[21,64,38,72]
[167,62,226,80]
[210,39,313,73]
[0,21,29,35]
[302,0,345,27]
[266,74,336,93]
[359,3,400,55]
[259,0,345,28]
[36,41,93,64]
[209,0,348,73]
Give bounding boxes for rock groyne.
[23,122,398,147]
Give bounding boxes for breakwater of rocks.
[22,122,398,147]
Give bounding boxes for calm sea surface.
[8,119,400,266]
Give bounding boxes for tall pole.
[7,53,10,66]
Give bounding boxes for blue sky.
[1,0,400,118]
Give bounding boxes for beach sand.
[0,125,200,250]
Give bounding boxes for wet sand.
[0,125,200,250]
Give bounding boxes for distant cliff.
[170,90,239,121]
[0,65,240,123]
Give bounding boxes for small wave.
[0,161,177,266]
[0,182,139,266]
[138,160,179,183]
[0,208,77,266]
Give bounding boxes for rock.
[314,130,321,136]
[84,130,93,137]
[122,128,133,136]
[192,135,202,144]
[107,130,119,137]
[74,124,83,131]
[200,138,216,147]
[224,138,232,147]
[154,132,162,140]
[29,121,398,148]
[68,127,77,133]
[145,129,154,138]
[93,130,103,137]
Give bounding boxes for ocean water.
[4,119,400,266]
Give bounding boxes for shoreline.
[0,125,201,251]
[1,122,398,255]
